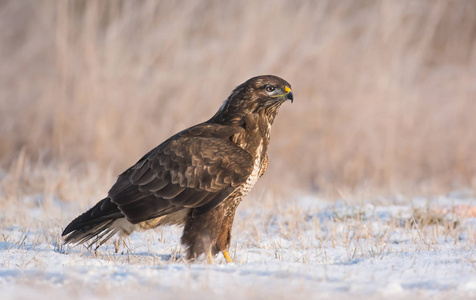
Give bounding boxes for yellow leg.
[222,250,233,263]
[207,252,214,264]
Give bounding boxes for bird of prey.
[62,75,293,263]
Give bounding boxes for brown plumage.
[62,75,293,262]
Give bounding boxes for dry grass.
[0,0,475,197]
[12,197,476,267]
[2,192,475,267]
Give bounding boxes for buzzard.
[62,75,293,263]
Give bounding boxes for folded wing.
[110,129,253,223]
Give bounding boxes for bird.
[62,75,293,263]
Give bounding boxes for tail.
[62,197,126,248]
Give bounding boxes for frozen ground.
[1,193,476,299]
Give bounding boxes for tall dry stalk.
[0,0,475,196]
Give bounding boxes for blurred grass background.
[0,0,475,198]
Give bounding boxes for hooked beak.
[271,86,293,103]
[284,86,293,103]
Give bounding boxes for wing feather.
[154,183,186,199]
[138,177,168,192]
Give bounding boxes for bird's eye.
[265,85,275,93]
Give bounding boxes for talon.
[222,250,232,263]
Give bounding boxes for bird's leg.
[222,250,233,263]
[207,252,214,264]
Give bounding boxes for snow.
[1,194,476,299]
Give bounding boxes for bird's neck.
[208,102,282,158]
[230,110,274,159]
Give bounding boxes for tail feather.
[62,197,125,247]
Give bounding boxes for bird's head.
[211,75,293,125]
[244,75,293,105]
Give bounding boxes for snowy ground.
[1,192,476,299]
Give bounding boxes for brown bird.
[62,75,293,263]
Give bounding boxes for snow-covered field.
[1,193,476,299]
